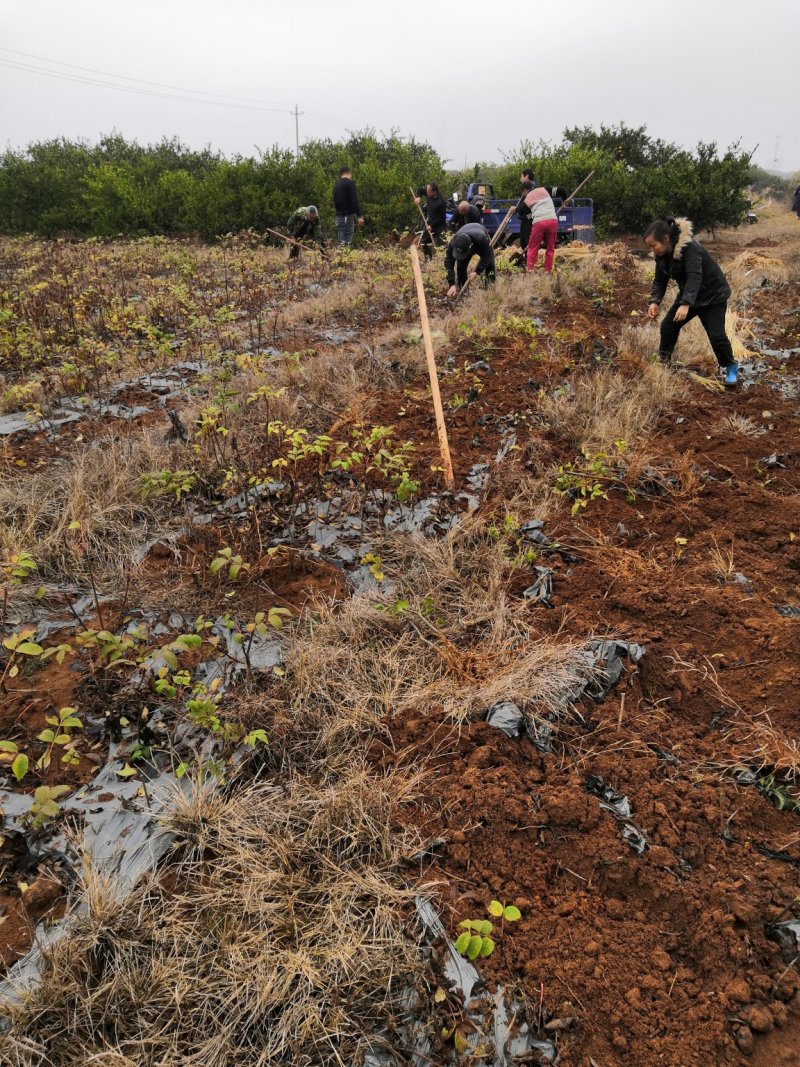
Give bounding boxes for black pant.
[519,218,532,260]
[421,225,445,258]
[659,298,734,368]
[455,253,496,288]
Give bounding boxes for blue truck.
[445,181,595,246]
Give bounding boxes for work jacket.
[421,192,447,231]
[445,223,494,285]
[333,177,361,217]
[650,217,731,309]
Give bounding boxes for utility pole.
[291,104,303,158]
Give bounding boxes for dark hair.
[427,180,439,193]
[643,219,673,242]
[521,180,533,192]
[339,165,351,176]
[521,168,534,179]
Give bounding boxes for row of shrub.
[0,123,763,240]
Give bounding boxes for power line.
[0,57,291,112]
[0,46,353,131]
[0,46,293,107]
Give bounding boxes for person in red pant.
[524,184,558,273]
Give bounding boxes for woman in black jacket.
[645,217,738,386]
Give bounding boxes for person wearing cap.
[451,200,483,231]
[286,205,323,259]
[444,222,495,298]
[414,181,447,258]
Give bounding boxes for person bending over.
[286,205,323,259]
[645,217,738,387]
[451,200,482,231]
[444,222,495,298]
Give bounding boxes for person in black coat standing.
[645,217,738,386]
[793,185,800,218]
[444,222,495,297]
[414,181,447,258]
[332,166,364,245]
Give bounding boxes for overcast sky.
[1,0,797,172]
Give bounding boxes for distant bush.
[0,124,754,240]
[0,131,444,240]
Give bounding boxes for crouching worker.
[445,222,495,298]
[645,217,737,386]
[287,205,323,259]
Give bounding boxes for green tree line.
[447,123,758,234]
[0,124,758,240]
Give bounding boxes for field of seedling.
[0,211,799,1066]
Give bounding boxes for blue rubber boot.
[723,362,739,387]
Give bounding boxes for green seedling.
[24,785,72,830]
[454,899,521,961]
[37,706,83,769]
[210,546,250,582]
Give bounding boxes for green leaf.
[479,936,495,957]
[488,900,504,918]
[16,641,43,656]
[11,753,29,781]
[479,919,493,936]
[458,920,472,930]
[54,734,71,745]
[37,729,56,743]
[503,905,521,922]
[116,763,138,778]
[455,932,470,955]
[0,741,19,753]
[209,558,225,575]
[466,935,482,960]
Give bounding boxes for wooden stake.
[409,245,455,490]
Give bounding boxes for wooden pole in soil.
[455,204,515,300]
[409,244,455,490]
[410,187,437,249]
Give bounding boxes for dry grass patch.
[0,431,183,582]
[535,363,686,453]
[0,772,429,1067]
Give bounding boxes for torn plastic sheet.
[522,567,554,607]
[582,639,645,702]
[0,361,207,438]
[414,898,556,1065]
[775,604,800,619]
[486,701,524,738]
[585,775,648,854]
[0,763,184,1002]
[767,918,800,961]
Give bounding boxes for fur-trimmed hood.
[671,217,694,260]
